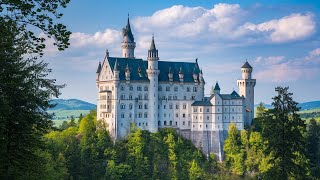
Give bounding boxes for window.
[188,121,190,126]
[120,94,125,100]
[183,114,185,118]
[206,108,209,112]
[187,87,190,92]
[174,86,178,91]
[138,113,142,118]
[129,94,133,100]
[120,104,125,109]
[193,86,197,92]
[164,121,167,126]
[200,108,202,112]
[166,86,170,91]
[144,104,148,109]
[144,113,148,118]
[176,114,178,118]
[183,121,185,125]
[121,113,124,118]
[176,104,179,109]
[129,113,132,118]
[138,103,142,109]
[164,105,166,109]
[144,94,148,100]
[170,121,172,125]
[144,86,148,91]
[168,96,172,100]
[207,116,209,120]
[129,104,133,110]
[173,95,177,100]
[191,96,195,100]
[158,121,161,126]
[158,86,162,91]
[120,85,124,91]
[138,94,142,100]
[169,104,173,109]
[129,86,133,91]
[183,104,186,109]
[194,108,197,112]
[137,86,142,91]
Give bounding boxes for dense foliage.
[42,110,218,179]
[0,1,70,179]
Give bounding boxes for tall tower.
[237,61,256,126]
[121,16,136,58]
[146,36,160,133]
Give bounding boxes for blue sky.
[44,0,320,104]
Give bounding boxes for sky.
[43,0,320,104]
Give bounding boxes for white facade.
[96,18,256,160]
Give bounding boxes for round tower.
[121,16,136,58]
[146,36,160,133]
[237,61,256,126]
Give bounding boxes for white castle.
[96,17,256,160]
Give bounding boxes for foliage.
[306,118,320,178]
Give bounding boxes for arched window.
[187,87,190,92]
[170,121,172,125]
[166,86,170,91]
[129,94,133,100]
[120,94,125,100]
[176,104,179,109]
[144,86,148,91]
[164,121,167,126]
[138,113,142,118]
[183,104,187,109]
[137,86,142,91]
[121,113,125,118]
[138,94,142,100]
[144,113,148,118]
[144,94,148,100]
[129,103,133,110]
[144,104,148,109]
[129,86,133,91]
[169,104,173,109]
[193,86,197,92]
[174,86,178,92]
[120,104,125,109]
[138,103,143,109]
[120,85,124,91]
[158,121,161,126]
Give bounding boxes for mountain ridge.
[49,99,96,110]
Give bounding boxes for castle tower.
[113,59,120,139]
[237,61,256,126]
[121,16,136,58]
[146,36,160,133]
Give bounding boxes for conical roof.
[214,82,220,90]
[241,61,252,68]
[150,36,156,50]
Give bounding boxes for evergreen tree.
[261,87,309,179]
[306,118,320,178]
[189,159,205,180]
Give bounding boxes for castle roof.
[106,57,200,82]
[191,101,213,106]
[149,36,156,50]
[219,91,243,99]
[214,82,220,90]
[96,62,101,73]
[122,16,134,42]
[241,61,252,69]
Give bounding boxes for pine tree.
[261,87,309,179]
[306,118,320,178]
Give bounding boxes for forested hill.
[49,99,96,110]
[255,100,320,110]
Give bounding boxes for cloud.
[70,29,121,48]
[242,13,315,43]
[309,48,320,57]
[254,53,320,82]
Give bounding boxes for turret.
[237,61,256,126]
[113,59,119,81]
[179,67,184,82]
[193,67,198,83]
[121,15,136,58]
[96,62,101,86]
[213,82,220,95]
[125,63,130,81]
[168,67,173,81]
[146,36,160,133]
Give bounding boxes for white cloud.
[242,13,315,42]
[309,48,320,57]
[70,29,121,48]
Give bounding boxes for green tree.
[189,159,205,180]
[261,87,309,179]
[69,115,76,127]
[165,133,178,180]
[306,118,320,178]
[224,123,244,175]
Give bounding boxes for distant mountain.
[49,99,96,110]
[255,100,320,111]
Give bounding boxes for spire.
[241,61,252,68]
[114,59,118,71]
[214,82,220,90]
[150,35,156,50]
[126,63,129,71]
[96,62,101,73]
[122,14,134,42]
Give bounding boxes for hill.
[255,100,320,111]
[49,98,96,110]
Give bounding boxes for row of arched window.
[120,103,148,110]
[120,94,148,100]
[120,85,148,91]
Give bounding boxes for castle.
[96,17,256,160]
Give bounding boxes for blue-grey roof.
[214,82,220,90]
[106,57,200,83]
[191,101,213,106]
[241,61,252,68]
[219,91,243,99]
